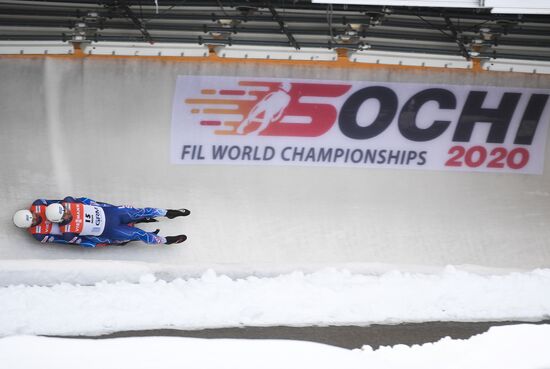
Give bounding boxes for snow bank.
[0,324,549,369]
[1,266,549,336]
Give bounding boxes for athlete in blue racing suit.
[52,197,190,247]
[21,198,131,247]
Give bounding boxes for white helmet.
[13,209,34,228]
[46,203,65,223]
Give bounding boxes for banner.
[171,76,550,174]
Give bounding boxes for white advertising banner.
[171,76,550,174]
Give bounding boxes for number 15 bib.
[61,203,106,236]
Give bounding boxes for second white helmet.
[13,209,34,228]
[46,203,65,223]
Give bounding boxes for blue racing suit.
[60,197,167,247]
[29,198,117,247]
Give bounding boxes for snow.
[1,263,550,337]
[1,324,550,369]
[1,261,550,367]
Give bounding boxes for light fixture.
[348,23,363,31]
[0,41,74,55]
[348,49,472,69]
[337,23,365,44]
[479,27,493,40]
[210,19,240,39]
[215,45,338,61]
[82,42,209,57]
[218,19,235,27]
[71,21,88,42]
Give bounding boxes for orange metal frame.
[0,45,485,73]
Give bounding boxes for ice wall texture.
[1,57,549,269]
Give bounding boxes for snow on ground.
[1,262,549,336]
[2,260,550,368]
[1,324,549,369]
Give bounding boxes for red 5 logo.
[186,81,351,137]
[259,82,352,137]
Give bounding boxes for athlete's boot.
[165,234,187,244]
[113,241,131,246]
[134,218,158,224]
[166,209,191,219]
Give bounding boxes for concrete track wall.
[1,57,549,269]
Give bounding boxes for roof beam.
[105,0,154,44]
[443,15,471,59]
[263,0,300,50]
